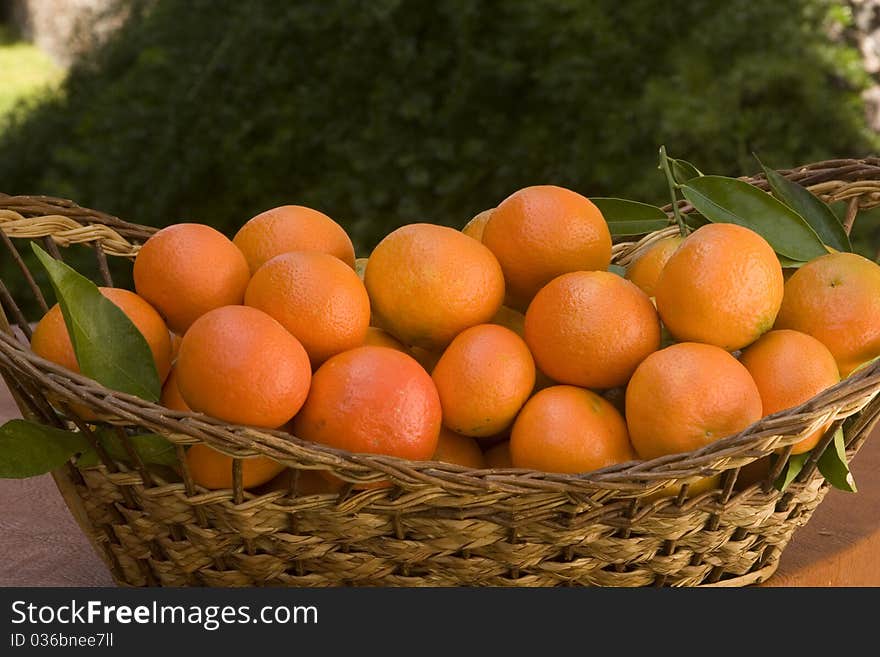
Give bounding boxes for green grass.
[0,27,62,125]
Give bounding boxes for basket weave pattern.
[2,159,880,587]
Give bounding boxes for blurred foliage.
[0,26,61,126]
[2,0,879,319]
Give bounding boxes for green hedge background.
[2,0,880,306]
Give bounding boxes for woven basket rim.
[3,329,877,491]
[3,156,880,495]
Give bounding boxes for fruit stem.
[659,145,688,238]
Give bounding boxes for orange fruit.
[626,342,763,460]
[233,205,355,274]
[176,305,311,428]
[462,209,494,242]
[245,251,370,367]
[185,443,284,491]
[644,475,721,502]
[133,223,250,334]
[31,287,172,383]
[160,366,190,412]
[490,305,555,391]
[774,252,880,376]
[260,468,344,495]
[354,258,388,328]
[296,470,345,495]
[510,385,635,474]
[362,327,408,352]
[482,185,612,306]
[432,324,535,437]
[625,235,683,298]
[484,441,513,469]
[524,271,660,389]
[292,346,442,461]
[740,329,840,454]
[432,427,487,468]
[365,223,505,349]
[655,223,784,351]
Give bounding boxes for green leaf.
[606,220,671,237]
[75,430,178,468]
[778,256,807,269]
[829,200,848,223]
[774,452,810,492]
[102,430,178,466]
[74,449,100,468]
[684,211,709,230]
[608,264,627,278]
[591,197,670,237]
[680,176,828,262]
[670,157,703,185]
[818,427,857,492]
[760,161,852,253]
[32,243,161,402]
[0,420,91,478]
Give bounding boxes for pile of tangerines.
[29,185,880,494]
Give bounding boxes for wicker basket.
[3,158,880,588]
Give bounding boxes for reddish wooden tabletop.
[0,378,877,587]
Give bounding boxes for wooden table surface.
[0,378,877,587]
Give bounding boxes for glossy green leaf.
[774,452,809,492]
[670,157,703,185]
[760,161,852,253]
[818,427,856,492]
[680,176,827,261]
[591,197,670,237]
[32,244,161,402]
[0,420,91,478]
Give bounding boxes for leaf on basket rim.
[774,452,810,492]
[758,157,852,253]
[818,427,857,492]
[680,175,828,262]
[591,197,670,237]
[669,157,704,185]
[31,243,161,402]
[75,429,178,469]
[0,419,92,478]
